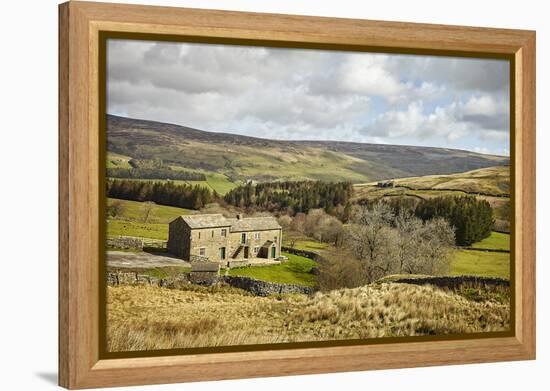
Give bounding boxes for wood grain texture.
[58,1,536,389]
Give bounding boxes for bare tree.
[142,201,155,223]
[394,209,424,274]
[345,203,399,283]
[418,217,455,275]
[106,200,125,219]
[317,250,365,292]
[277,215,293,231]
[291,212,306,234]
[317,215,343,245]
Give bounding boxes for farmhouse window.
[254,246,260,254]
[241,233,247,244]
[254,232,260,240]
[221,229,227,237]
[198,232,201,239]
[199,247,206,257]
[211,230,214,238]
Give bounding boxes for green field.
[107,220,168,240]
[284,239,329,252]
[472,231,510,251]
[450,249,510,279]
[107,198,193,240]
[449,232,510,279]
[107,198,191,223]
[228,253,317,287]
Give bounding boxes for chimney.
[236,213,243,220]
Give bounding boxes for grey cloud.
[107,39,509,153]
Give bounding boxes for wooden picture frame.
[59,1,536,389]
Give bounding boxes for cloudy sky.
[107,39,510,156]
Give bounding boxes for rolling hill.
[106,114,509,184]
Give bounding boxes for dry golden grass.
[107,283,510,352]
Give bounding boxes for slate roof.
[227,216,281,232]
[179,214,281,232]
[180,214,231,229]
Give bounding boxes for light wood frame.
[59,1,536,389]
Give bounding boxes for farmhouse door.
[271,246,276,258]
[219,247,226,260]
[244,247,249,259]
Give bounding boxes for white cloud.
[107,39,510,153]
[360,94,509,145]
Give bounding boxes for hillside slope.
[107,115,509,183]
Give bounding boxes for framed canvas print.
[58,1,536,389]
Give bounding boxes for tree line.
[409,196,493,246]
[107,179,216,210]
[224,181,354,215]
[107,167,206,181]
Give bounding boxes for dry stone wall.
[106,271,314,296]
[391,275,510,288]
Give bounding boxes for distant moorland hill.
[107,114,509,184]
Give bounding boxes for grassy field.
[383,166,509,195]
[205,172,238,195]
[283,236,329,252]
[108,198,192,223]
[450,250,510,279]
[472,231,510,251]
[107,198,192,240]
[228,253,317,286]
[107,220,168,241]
[107,282,510,351]
[449,232,510,279]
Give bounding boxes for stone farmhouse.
[167,214,283,266]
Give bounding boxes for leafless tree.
[142,201,154,223]
[291,212,306,233]
[277,215,293,231]
[317,250,365,292]
[345,203,399,283]
[106,200,125,219]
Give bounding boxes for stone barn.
[167,214,283,266]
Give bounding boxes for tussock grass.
[107,282,510,352]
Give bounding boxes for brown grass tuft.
[107,283,509,352]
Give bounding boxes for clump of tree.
[280,208,344,247]
[316,250,365,292]
[414,196,493,246]
[106,199,125,218]
[107,179,216,210]
[224,180,354,215]
[318,203,455,287]
[107,167,206,181]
